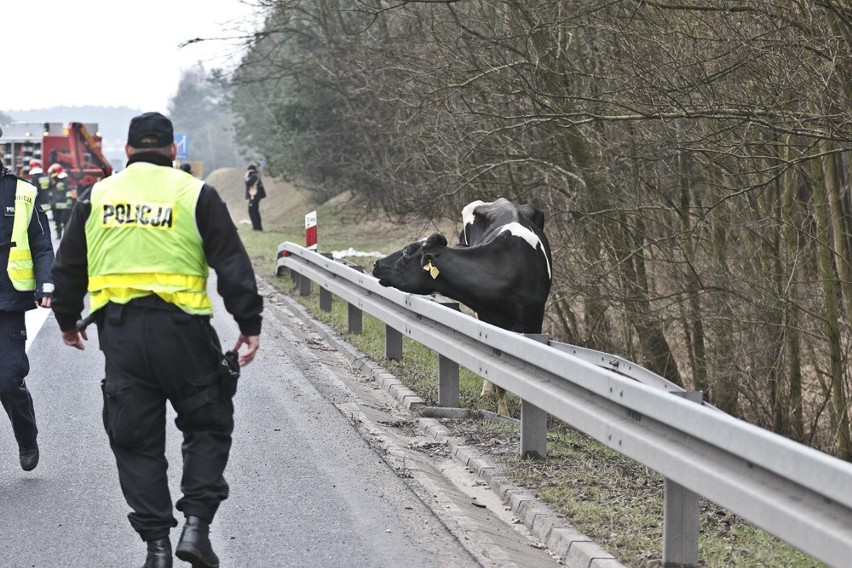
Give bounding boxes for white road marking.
[24,214,61,353]
[25,307,52,353]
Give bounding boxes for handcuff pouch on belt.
[172,350,240,414]
[220,350,240,398]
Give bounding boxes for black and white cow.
[372,198,552,416]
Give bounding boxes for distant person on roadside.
[244,164,265,231]
[50,112,263,568]
[0,161,54,473]
[179,163,192,175]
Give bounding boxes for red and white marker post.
[305,211,318,251]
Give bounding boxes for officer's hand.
[233,334,260,366]
[35,296,51,308]
[62,329,87,350]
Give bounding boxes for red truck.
[0,121,113,190]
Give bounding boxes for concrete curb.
[271,286,625,568]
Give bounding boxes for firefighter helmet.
[29,159,41,169]
[48,163,64,175]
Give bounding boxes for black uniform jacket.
[0,171,54,312]
[50,153,263,336]
[244,171,266,200]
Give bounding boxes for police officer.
[50,112,262,568]
[0,153,54,472]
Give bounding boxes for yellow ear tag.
[423,260,440,279]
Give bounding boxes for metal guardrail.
[276,241,852,568]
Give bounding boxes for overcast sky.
[3,1,263,113]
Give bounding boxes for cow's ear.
[519,204,546,230]
[532,207,545,230]
[422,253,440,279]
[425,233,448,247]
[533,207,544,231]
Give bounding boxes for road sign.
[174,133,188,160]
[305,211,317,250]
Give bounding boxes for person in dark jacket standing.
[244,165,265,231]
[51,112,262,568]
[0,156,54,472]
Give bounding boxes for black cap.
[127,112,174,148]
[247,164,257,171]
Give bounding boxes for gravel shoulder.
[259,275,624,568]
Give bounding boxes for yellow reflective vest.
[85,162,212,314]
[7,179,37,291]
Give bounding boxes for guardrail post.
[320,287,332,312]
[385,325,402,361]
[319,254,333,310]
[520,333,549,459]
[299,274,311,296]
[438,355,459,408]
[520,401,547,459]
[434,295,461,408]
[663,480,699,568]
[663,390,703,568]
[347,303,362,334]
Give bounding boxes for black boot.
[19,441,39,471]
[175,516,219,568]
[143,537,172,568]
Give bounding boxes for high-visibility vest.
[51,174,72,209]
[33,172,50,190]
[7,179,37,291]
[85,162,212,314]
[32,172,52,211]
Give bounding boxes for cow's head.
[372,233,448,294]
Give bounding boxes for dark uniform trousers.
[0,311,38,447]
[248,199,263,231]
[97,296,234,542]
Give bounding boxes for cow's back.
[456,199,552,332]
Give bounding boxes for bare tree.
[231,0,852,455]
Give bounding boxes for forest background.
[4,0,851,460]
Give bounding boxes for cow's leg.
[496,387,510,417]
[482,380,511,417]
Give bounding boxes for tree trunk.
[707,166,740,414]
[779,138,804,440]
[621,212,684,385]
[810,154,852,459]
[678,149,708,393]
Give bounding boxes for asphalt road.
[0,273,484,568]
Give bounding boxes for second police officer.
[0,146,54,474]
